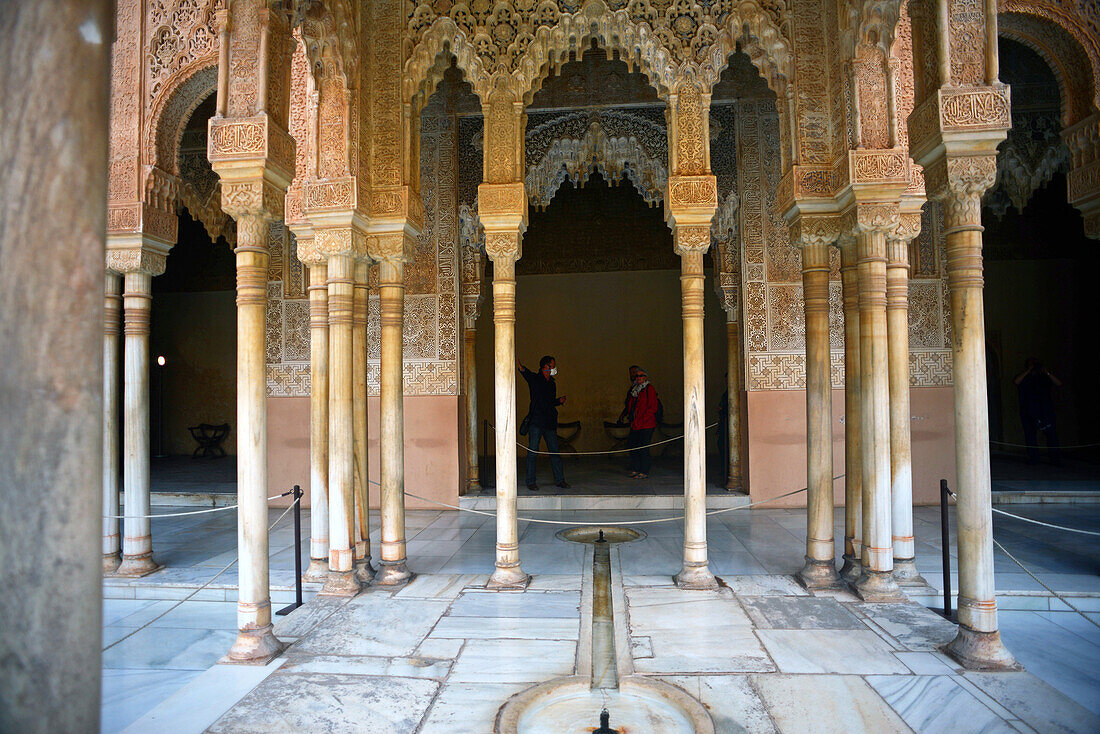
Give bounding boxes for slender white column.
[224,215,284,663]
[886,234,925,585]
[725,319,743,490]
[116,270,160,577]
[302,263,329,582]
[674,247,717,590]
[854,225,904,602]
[488,252,528,588]
[352,259,374,582]
[321,254,360,596]
[838,240,863,583]
[103,271,123,573]
[376,257,413,585]
[797,240,840,589]
[464,326,480,493]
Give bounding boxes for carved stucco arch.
[404,17,494,112]
[147,62,218,178]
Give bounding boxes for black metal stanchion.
[936,479,956,622]
[277,485,304,616]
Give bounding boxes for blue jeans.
[526,424,564,486]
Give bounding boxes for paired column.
[320,253,361,596]
[673,237,717,590]
[352,260,374,583]
[374,249,413,585]
[797,239,840,589]
[224,213,284,662]
[463,324,480,493]
[102,272,123,573]
[302,262,330,582]
[838,240,863,583]
[886,223,925,585]
[115,269,160,577]
[853,215,905,602]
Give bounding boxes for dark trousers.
[627,427,655,474]
[526,424,564,485]
[1021,413,1060,463]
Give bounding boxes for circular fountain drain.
[555,526,646,544]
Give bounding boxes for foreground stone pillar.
[352,259,374,583]
[321,253,360,596]
[463,325,480,493]
[116,267,161,577]
[103,271,123,572]
[853,211,904,602]
[886,218,926,586]
[224,213,284,662]
[0,2,111,725]
[303,261,329,582]
[838,240,863,583]
[374,244,414,586]
[796,238,840,589]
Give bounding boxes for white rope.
[492,421,718,456]
[991,535,1100,630]
[102,493,291,520]
[990,438,1100,450]
[102,498,300,652]
[992,507,1100,537]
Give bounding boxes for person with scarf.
[625,367,659,478]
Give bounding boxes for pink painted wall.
[266,395,462,510]
[745,386,957,507]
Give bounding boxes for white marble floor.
[102,502,1100,732]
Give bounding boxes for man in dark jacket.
[519,355,570,490]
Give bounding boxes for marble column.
[302,263,329,582]
[724,319,743,491]
[853,221,904,602]
[838,240,863,583]
[941,183,1016,667]
[674,243,717,590]
[464,325,480,493]
[321,253,360,596]
[352,259,374,583]
[487,248,528,589]
[103,271,123,573]
[886,229,925,586]
[116,269,160,577]
[224,214,284,663]
[797,240,840,589]
[375,256,413,585]
[0,3,112,726]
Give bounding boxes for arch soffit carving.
[147,61,218,178]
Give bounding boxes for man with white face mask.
[517,355,569,490]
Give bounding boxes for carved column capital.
[105,235,170,277]
[673,225,712,257]
[484,230,522,265]
[925,155,998,230]
[367,231,416,265]
[844,201,902,237]
[789,214,842,250]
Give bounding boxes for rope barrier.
[102,496,300,652]
[102,492,292,520]
[489,421,718,456]
[990,439,1100,450]
[991,507,1100,537]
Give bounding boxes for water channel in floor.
[495,526,715,734]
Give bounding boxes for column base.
[113,554,162,578]
[301,558,330,583]
[892,557,929,587]
[318,570,362,597]
[796,556,843,590]
[724,476,743,491]
[854,569,908,602]
[674,564,718,590]
[374,559,415,586]
[944,627,1020,671]
[466,478,481,494]
[354,557,376,584]
[220,624,286,666]
[102,553,121,574]
[839,554,862,584]
[488,565,530,590]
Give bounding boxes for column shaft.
[675,250,716,589]
[797,242,840,589]
[464,327,480,493]
[886,239,924,585]
[854,228,903,601]
[725,320,742,490]
[117,270,159,577]
[225,218,284,662]
[839,242,863,583]
[103,272,123,573]
[352,260,374,582]
[489,255,527,588]
[376,258,412,585]
[303,264,329,582]
[321,253,360,595]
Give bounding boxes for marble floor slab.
[448,589,580,618]
[855,602,966,651]
[448,638,577,684]
[753,674,913,733]
[865,675,1018,734]
[741,596,865,630]
[101,668,202,734]
[661,675,777,733]
[418,683,527,733]
[292,592,450,658]
[756,630,910,674]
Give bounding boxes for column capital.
[789,213,842,250]
[311,224,370,262]
[841,201,901,239]
[924,154,998,228]
[484,229,522,265]
[672,225,712,257]
[367,230,416,265]
[105,235,171,277]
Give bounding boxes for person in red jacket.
[625,367,659,478]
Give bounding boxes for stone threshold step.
[461,493,751,511]
[911,589,1100,613]
[992,491,1100,504]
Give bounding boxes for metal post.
[277,485,304,616]
[939,479,953,621]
